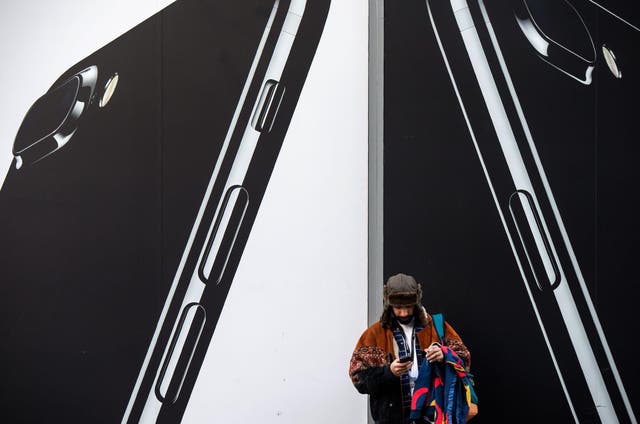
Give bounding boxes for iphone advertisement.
[3,0,637,423]
[385,0,639,423]
[0,0,367,423]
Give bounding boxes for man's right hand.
[390,358,412,377]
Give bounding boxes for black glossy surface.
[385,0,640,422]
[0,0,273,422]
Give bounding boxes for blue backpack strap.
[435,313,479,408]
[432,313,445,343]
[434,313,479,408]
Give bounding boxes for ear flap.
[383,283,390,308]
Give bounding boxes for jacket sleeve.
[348,328,399,395]
[443,321,471,370]
[349,351,399,395]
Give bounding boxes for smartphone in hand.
[398,355,412,364]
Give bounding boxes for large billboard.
[384,0,640,422]
[0,0,368,422]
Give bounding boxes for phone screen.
[0,1,276,422]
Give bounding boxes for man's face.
[392,305,414,324]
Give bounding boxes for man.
[349,273,470,424]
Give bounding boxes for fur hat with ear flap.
[380,273,430,328]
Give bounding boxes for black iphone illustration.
[426,0,638,422]
[125,0,331,422]
[0,0,330,422]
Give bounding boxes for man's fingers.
[426,350,443,362]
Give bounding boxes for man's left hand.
[426,343,443,363]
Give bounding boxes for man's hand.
[426,343,443,363]
[390,358,413,377]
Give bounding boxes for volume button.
[155,303,206,404]
[508,190,561,291]
[198,186,249,285]
[251,79,286,133]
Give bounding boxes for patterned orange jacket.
[349,312,470,424]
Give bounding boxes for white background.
[0,0,368,422]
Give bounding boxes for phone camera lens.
[12,65,98,167]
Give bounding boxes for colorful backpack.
[432,313,478,421]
